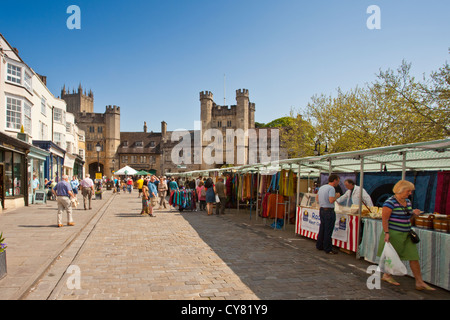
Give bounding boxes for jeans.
[316,207,336,253]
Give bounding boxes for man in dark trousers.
[316,174,341,254]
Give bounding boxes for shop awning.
[168,138,450,177]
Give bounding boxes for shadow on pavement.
[178,210,450,300]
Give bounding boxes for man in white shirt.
[80,174,95,210]
[337,179,373,207]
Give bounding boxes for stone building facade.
[61,86,120,178]
[61,86,279,177]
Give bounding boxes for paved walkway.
[1,190,449,300]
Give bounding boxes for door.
[0,164,4,209]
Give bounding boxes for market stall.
[294,196,361,252]
[166,139,450,264]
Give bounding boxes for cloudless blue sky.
[1,0,449,132]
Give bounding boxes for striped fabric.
[383,196,413,232]
[295,207,359,252]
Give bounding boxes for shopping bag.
[215,194,220,203]
[378,242,407,276]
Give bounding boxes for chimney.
[37,74,47,86]
[144,121,147,133]
[161,121,167,141]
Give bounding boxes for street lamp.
[95,142,101,175]
[314,140,328,156]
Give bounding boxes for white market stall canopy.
[114,165,138,176]
[168,139,450,178]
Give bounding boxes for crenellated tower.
[61,83,94,114]
[199,88,255,168]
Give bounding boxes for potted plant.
[0,232,7,280]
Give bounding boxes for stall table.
[295,206,360,253]
[359,218,450,291]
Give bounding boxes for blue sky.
[1,0,449,132]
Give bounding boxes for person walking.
[52,175,75,227]
[316,174,341,255]
[70,176,79,198]
[158,176,168,209]
[141,179,150,215]
[196,181,206,211]
[31,174,40,203]
[137,176,144,198]
[169,178,179,193]
[204,177,215,216]
[80,174,94,210]
[127,177,133,194]
[215,177,227,215]
[147,176,158,217]
[377,180,435,290]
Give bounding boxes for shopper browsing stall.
[316,174,341,255]
[336,179,373,207]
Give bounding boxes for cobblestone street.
[10,190,448,301]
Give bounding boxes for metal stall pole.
[249,171,253,221]
[295,162,302,233]
[356,156,365,260]
[401,152,407,180]
[237,171,240,214]
[255,168,260,222]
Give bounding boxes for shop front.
[32,141,65,182]
[27,146,50,204]
[73,155,85,179]
[0,132,30,210]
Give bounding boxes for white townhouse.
[0,33,84,208]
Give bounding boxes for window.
[135,141,143,147]
[218,121,222,127]
[66,123,72,133]
[54,108,63,123]
[87,143,93,151]
[6,97,22,130]
[7,63,21,84]
[227,120,232,127]
[123,141,128,147]
[97,126,103,133]
[150,141,155,147]
[122,156,128,163]
[79,149,84,159]
[39,121,48,140]
[23,102,32,134]
[131,156,137,163]
[140,156,147,164]
[24,72,32,91]
[89,126,95,133]
[66,141,72,154]
[41,97,47,116]
[54,132,62,147]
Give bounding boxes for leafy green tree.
[305,56,450,153]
